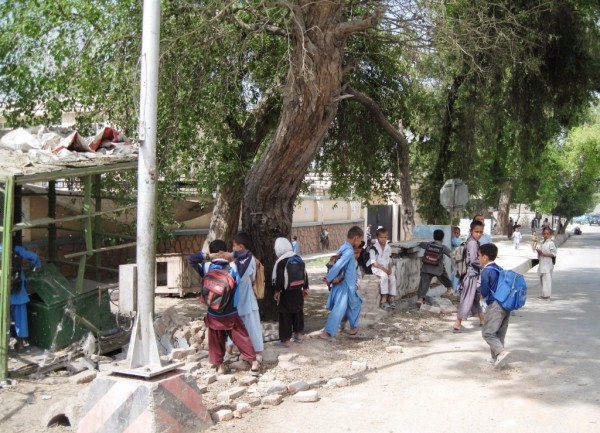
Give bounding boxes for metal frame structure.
[0,159,137,379]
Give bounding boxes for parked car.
[589,215,600,225]
[573,215,589,225]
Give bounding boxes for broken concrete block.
[217,386,246,402]
[326,377,348,388]
[239,376,258,386]
[236,402,251,414]
[69,370,97,385]
[170,347,196,360]
[212,409,233,422]
[293,390,320,402]
[288,380,310,394]
[385,345,403,353]
[202,373,218,384]
[261,394,283,406]
[216,374,236,384]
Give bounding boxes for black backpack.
[363,245,378,274]
[284,255,306,290]
[422,242,444,265]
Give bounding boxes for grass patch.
[305,256,331,269]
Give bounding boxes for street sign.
[440,179,469,212]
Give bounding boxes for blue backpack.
[492,268,528,311]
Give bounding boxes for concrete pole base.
[77,371,212,433]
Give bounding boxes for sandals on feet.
[274,341,291,348]
[348,329,369,339]
[379,303,392,311]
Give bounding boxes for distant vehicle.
[573,215,589,224]
[589,215,600,225]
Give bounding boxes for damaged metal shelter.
[0,128,139,379]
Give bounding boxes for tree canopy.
[1,1,599,278]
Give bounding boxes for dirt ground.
[0,266,454,433]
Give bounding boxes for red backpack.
[200,263,237,313]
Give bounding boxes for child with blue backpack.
[479,243,511,369]
[188,239,259,375]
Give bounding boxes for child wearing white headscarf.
[272,237,309,347]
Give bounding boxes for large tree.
[3,1,599,319]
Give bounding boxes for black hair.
[347,225,364,239]
[209,239,227,254]
[293,235,297,240]
[375,228,387,236]
[479,243,498,261]
[470,220,484,230]
[233,232,253,251]
[433,229,444,241]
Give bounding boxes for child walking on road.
[479,243,511,369]
[512,226,522,250]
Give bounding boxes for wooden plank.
[12,204,136,231]
[63,242,137,259]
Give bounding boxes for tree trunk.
[242,4,379,320]
[208,85,279,246]
[497,180,513,237]
[207,185,242,247]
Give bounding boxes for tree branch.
[335,9,382,39]
[345,85,409,148]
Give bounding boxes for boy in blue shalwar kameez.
[1,244,42,351]
[320,226,364,340]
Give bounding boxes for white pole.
[128,0,162,368]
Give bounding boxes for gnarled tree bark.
[242,3,380,319]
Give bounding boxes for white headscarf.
[272,237,296,283]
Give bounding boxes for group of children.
[190,218,556,374]
[450,218,556,368]
[188,232,310,375]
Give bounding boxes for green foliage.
[536,121,600,218]
[410,0,600,223]
[1,0,599,234]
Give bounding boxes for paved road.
[248,227,600,433]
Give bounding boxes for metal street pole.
[127,0,162,369]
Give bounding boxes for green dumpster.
[26,264,115,350]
